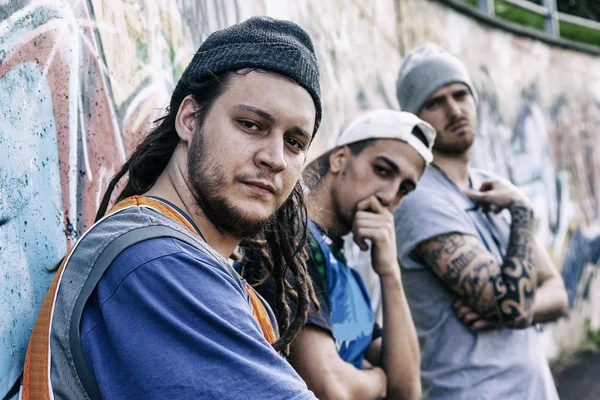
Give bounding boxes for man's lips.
[448,122,468,133]
[241,180,277,195]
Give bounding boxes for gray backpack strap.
[69,225,244,400]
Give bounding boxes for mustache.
[445,117,468,131]
[236,171,283,195]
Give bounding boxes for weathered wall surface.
[396,0,600,361]
[0,0,598,394]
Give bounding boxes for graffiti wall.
[0,0,598,395]
[0,0,403,394]
[0,0,238,394]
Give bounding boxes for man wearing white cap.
[394,44,567,399]
[244,109,435,399]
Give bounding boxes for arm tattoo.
[415,201,537,328]
[417,236,498,314]
[496,201,536,328]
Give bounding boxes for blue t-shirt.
[250,221,375,370]
[306,221,374,369]
[80,236,314,399]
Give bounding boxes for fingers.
[470,319,496,332]
[453,299,498,332]
[478,180,495,192]
[465,189,487,203]
[454,302,477,323]
[353,227,389,252]
[352,198,397,267]
[356,195,386,214]
[353,211,394,242]
[352,233,370,251]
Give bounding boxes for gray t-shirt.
[394,166,558,400]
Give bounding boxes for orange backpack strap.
[22,257,68,400]
[247,285,277,344]
[128,196,276,343]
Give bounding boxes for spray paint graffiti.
[1,0,599,396]
[474,71,600,310]
[0,0,239,395]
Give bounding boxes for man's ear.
[175,95,199,143]
[329,146,349,174]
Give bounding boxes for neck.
[432,149,471,190]
[307,177,346,236]
[144,148,239,259]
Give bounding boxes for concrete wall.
[396,0,600,361]
[0,0,598,394]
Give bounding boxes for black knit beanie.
[172,16,322,134]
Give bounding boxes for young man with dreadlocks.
[22,17,321,399]
[244,110,436,399]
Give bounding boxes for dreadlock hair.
[94,70,231,221]
[240,179,320,356]
[95,69,318,357]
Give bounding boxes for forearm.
[495,201,537,328]
[290,326,386,400]
[531,238,568,323]
[349,366,388,400]
[320,364,386,400]
[380,269,421,400]
[533,276,568,323]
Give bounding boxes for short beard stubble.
[187,128,278,239]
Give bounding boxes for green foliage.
[495,0,545,31]
[560,20,600,47]
[585,318,600,347]
[458,0,599,47]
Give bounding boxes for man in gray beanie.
[393,44,567,399]
[22,16,320,399]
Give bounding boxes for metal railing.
[476,0,600,40]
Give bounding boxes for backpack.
[19,196,276,399]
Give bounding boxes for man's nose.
[255,135,287,172]
[377,185,398,209]
[446,97,463,119]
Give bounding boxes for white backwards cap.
[335,109,436,165]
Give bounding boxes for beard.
[187,129,277,239]
[432,130,475,155]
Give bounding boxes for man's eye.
[239,120,260,130]
[400,184,414,196]
[454,91,467,101]
[285,137,305,151]
[426,100,441,110]
[374,166,390,177]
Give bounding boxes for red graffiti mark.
[0,3,126,247]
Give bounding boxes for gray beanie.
[172,16,322,133]
[396,44,477,115]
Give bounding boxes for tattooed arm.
[414,178,538,329]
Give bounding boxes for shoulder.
[97,236,245,304]
[398,169,456,212]
[394,184,460,228]
[111,236,217,273]
[470,167,504,181]
[302,231,333,333]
